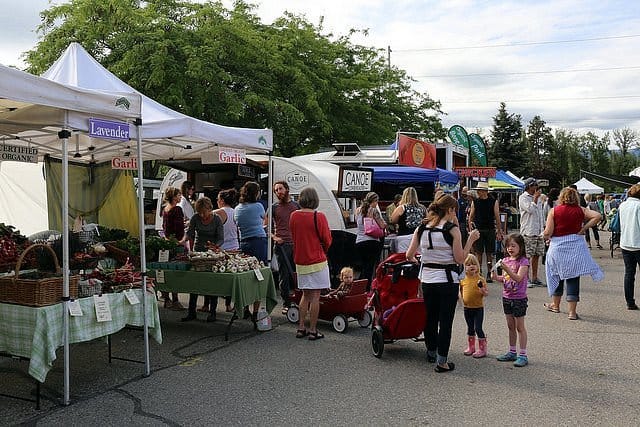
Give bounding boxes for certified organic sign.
[89,118,130,141]
[338,167,373,196]
[1,144,38,163]
[111,156,138,170]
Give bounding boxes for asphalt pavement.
[2,230,640,426]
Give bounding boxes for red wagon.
[368,252,425,358]
[286,279,372,333]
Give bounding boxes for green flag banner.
[468,133,487,166]
[448,125,469,149]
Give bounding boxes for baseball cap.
[524,178,538,189]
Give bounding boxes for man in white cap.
[469,181,503,282]
[519,177,545,287]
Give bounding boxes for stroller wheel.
[372,327,384,358]
[332,314,348,333]
[286,306,299,323]
[358,310,372,328]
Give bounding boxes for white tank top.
[220,206,239,250]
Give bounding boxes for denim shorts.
[502,297,528,317]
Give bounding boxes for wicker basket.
[0,244,79,307]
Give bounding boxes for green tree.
[610,128,638,175]
[24,0,445,160]
[489,102,527,176]
[553,129,587,187]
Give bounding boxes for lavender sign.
[89,118,130,141]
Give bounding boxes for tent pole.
[267,152,273,265]
[135,118,151,377]
[59,125,71,406]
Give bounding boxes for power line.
[443,95,640,104]
[393,34,640,52]
[416,65,640,78]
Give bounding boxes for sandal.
[568,313,580,320]
[308,331,324,341]
[596,244,603,249]
[544,303,560,313]
[434,362,455,373]
[295,329,308,338]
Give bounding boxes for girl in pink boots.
[459,254,488,358]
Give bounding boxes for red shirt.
[162,205,185,240]
[289,210,332,266]
[272,200,299,243]
[553,204,584,237]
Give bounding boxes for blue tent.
[370,166,459,185]
[496,170,524,189]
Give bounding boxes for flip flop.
[544,303,560,313]
[308,331,324,341]
[295,329,308,338]
[568,314,580,320]
[434,362,455,373]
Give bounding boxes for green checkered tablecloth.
[155,267,278,314]
[0,289,161,383]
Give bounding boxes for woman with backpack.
[406,195,479,373]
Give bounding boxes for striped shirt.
[545,234,604,294]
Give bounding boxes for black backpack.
[416,221,462,282]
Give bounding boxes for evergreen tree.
[489,102,526,177]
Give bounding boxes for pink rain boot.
[473,338,487,358]
[463,336,476,356]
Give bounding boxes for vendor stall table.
[0,289,161,384]
[153,267,277,338]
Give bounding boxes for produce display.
[188,250,264,273]
[0,223,33,272]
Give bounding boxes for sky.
[2,0,640,138]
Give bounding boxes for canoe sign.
[338,167,373,197]
[285,170,310,193]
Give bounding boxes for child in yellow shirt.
[459,254,489,358]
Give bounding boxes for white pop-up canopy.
[0,61,145,406]
[574,177,604,194]
[41,42,272,160]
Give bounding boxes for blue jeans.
[240,236,267,263]
[463,307,485,338]
[552,277,580,302]
[622,249,640,305]
[274,243,295,304]
[422,282,459,360]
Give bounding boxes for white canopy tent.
[1,43,273,406]
[574,177,604,194]
[0,61,144,406]
[42,43,272,160]
[629,166,640,178]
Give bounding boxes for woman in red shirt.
[161,187,185,310]
[289,187,332,340]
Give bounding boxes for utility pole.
[387,45,391,69]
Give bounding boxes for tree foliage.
[24,0,445,160]
[488,102,527,177]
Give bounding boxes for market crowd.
[157,177,640,372]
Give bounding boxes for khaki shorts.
[524,235,545,257]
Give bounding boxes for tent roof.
[574,177,604,194]
[488,177,518,190]
[0,43,272,164]
[370,165,459,185]
[0,62,143,163]
[496,170,524,189]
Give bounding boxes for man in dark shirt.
[469,181,503,282]
[266,181,299,314]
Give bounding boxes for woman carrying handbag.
[355,192,387,291]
